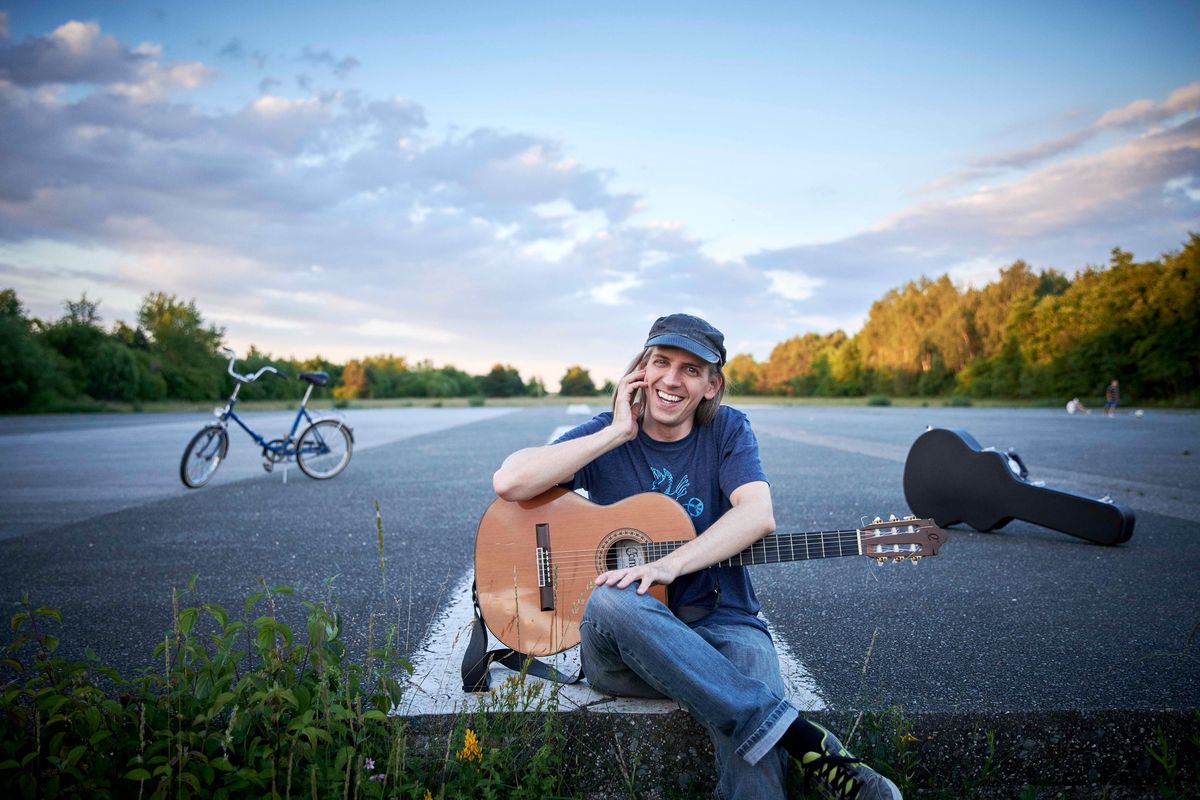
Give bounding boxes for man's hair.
[612,346,725,427]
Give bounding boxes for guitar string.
[533,525,938,570]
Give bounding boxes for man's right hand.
[613,363,648,441]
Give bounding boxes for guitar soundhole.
[596,528,652,573]
[604,539,647,571]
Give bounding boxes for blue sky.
[1,1,1197,387]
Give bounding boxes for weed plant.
[0,503,575,799]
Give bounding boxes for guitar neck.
[646,529,866,566]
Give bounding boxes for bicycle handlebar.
[221,347,284,384]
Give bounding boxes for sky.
[1,1,1198,389]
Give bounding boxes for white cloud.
[353,319,458,344]
[588,272,642,306]
[765,270,823,301]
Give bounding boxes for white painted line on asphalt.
[398,416,828,717]
[397,566,826,716]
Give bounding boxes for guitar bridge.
[535,522,554,611]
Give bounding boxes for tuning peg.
[888,514,899,522]
[892,556,903,563]
[872,516,883,525]
[910,556,922,563]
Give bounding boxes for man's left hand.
[595,562,679,595]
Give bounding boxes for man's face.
[641,346,721,436]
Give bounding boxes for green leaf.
[243,592,265,614]
[203,603,228,628]
[124,768,152,781]
[65,745,86,767]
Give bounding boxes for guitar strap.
[461,579,585,692]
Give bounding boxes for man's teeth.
[657,390,683,403]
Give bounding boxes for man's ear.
[704,372,723,400]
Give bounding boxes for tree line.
[0,290,573,411]
[1,234,1196,412]
[729,234,1199,403]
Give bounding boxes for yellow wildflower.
[423,791,433,800]
[457,728,483,762]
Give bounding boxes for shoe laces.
[804,753,864,799]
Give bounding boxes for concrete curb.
[400,707,1198,798]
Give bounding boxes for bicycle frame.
[212,361,331,458]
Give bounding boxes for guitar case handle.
[461,580,584,692]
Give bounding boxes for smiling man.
[492,313,900,799]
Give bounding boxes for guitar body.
[903,428,1134,546]
[474,488,694,657]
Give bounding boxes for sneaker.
[798,722,901,800]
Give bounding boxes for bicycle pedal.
[262,461,274,473]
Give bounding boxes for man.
[1105,379,1120,417]
[493,313,900,799]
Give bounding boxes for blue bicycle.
[180,348,354,488]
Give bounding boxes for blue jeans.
[580,585,796,800]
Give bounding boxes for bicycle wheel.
[296,419,353,480]
[180,425,229,488]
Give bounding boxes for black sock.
[779,718,825,759]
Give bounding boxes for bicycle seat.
[298,371,330,386]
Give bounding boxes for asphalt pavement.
[0,404,1197,719]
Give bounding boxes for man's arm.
[596,479,775,594]
[492,425,626,501]
[492,361,648,501]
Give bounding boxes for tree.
[724,353,763,395]
[86,340,140,402]
[137,293,225,400]
[334,359,366,399]
[525,376,548,397]
[559,366,598,396]
[481,364,526,397]
[0,289,56,409]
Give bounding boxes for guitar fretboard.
[641,529,866,566]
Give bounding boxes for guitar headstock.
[859,515,947,562]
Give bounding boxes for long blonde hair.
[612,347,725,427]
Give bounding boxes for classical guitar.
[902,428,1135,546]
[473,487,947,657]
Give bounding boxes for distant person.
[1066,397,1087,415]
[493,313,901,799]
[1105,379,1120,417]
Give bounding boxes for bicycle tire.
[180,425,229,488]
[296,419,353,480]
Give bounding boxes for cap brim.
[645,333,720,364]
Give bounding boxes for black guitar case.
[903,428,1135,546]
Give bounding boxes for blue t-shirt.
[554,404,769,632]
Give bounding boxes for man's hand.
[595,560,680,595]
[612,355,649,441]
